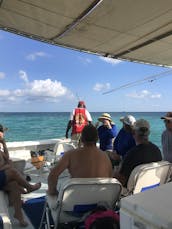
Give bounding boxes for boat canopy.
[0,0,172,67]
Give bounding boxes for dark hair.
[136,127,150,137]
[78,101,86,108]
[81,125,98,143]
[0,124,4,133]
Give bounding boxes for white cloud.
[79,57,92,64]
[0,90,10,96]
[127,90,161,99]
[19,70,29,83]
[93,83,111,92]
[26,52,49,61]
[150,94,161,98]
[0,72,74,103]
[0,72,5,79]
[99,57,122,65]
[27,79,68,98]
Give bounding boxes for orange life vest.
[72,108,88,134]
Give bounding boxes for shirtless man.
[48,125,113,195]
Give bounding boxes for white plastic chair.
[123,160,171,196]
[41,178,122,229]
[44,139,76,165]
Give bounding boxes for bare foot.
[27,182,41,193]
[19,187,28,194]
[14,215,28,227]
[19,220,28,227]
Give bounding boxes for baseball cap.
[120,115,136,126]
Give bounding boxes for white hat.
[120,115,136,126]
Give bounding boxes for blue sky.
[0,30,171,112]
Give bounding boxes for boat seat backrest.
[47,178,122,228]
[53,140,76,157]
[127,161,171,194]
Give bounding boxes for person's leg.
[71,133,82,147]
[4,181,28,227]
[5,168,41,193]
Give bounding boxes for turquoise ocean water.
[0,112,166,149]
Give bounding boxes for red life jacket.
[72,108,88,134]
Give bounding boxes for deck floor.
[9,166,69,229]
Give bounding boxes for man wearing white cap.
[111,115,136,163]
[114,119,162,187]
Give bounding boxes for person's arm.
[114,150,134,187]
[47,152,70,195]
[107,124,118,138]
[0,140,9,161]
[113,171,126,186]
[65,120,72,138]
[85,110,92,123]
[0,164,11,171]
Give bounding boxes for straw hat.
[161,112,172,121]
[98,113,112,122]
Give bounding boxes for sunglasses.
[164,120,172,124]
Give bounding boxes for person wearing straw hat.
[161,112,172,162]
[96,113,118,152]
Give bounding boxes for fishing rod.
[102,69,172,95]
[76,93,80,101]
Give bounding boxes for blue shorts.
[0,170,6,190]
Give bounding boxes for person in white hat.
[109,115,136,166]
[96,113,118,152]
[113,119,162,187]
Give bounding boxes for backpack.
[85,206,120,229]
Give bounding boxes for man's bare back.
[47,125,113,195]
[68,146,112,178]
